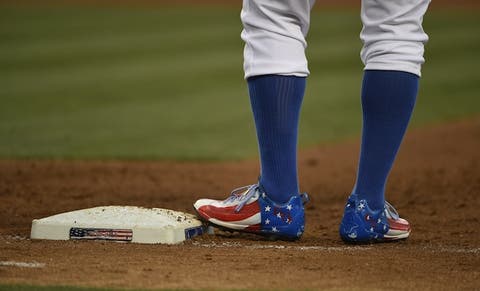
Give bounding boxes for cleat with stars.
[193,183,308,240]
[339,194,411,243]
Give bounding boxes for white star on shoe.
[276,212,282,218]
[265,205,271,212]
[358,202,366,210]
[272,227,278,232]
[287,204,292,211]
[265,218,270,225]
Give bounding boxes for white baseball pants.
[241,0,430,79]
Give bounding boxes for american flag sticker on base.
[31,206,204,244]
[69,228,133,241]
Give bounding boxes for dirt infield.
[1,117,479,290]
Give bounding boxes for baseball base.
[30,206,204,244]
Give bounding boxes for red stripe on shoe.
[388,218,410,232]
[197,202,260,222]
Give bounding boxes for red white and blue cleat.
[339,194,411,243]
[193,184,308,240]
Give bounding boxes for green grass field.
[1,5,479,160]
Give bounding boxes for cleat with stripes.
[194,184,308,240]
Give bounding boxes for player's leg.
[340,0,431,243]
[194,0,315,240]
[248,75,305,204]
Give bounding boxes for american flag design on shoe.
[194,184,307,240]
[339,194,411,243]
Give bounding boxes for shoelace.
[225,184,258,213]
[385,201,400,220]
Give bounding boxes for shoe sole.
[341,229,410,244]
[383,229,410,240]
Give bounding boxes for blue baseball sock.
[353,70,419,210]
[248,75,306,204]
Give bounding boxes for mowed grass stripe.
[0,24,239,69]
[3,50,240,97]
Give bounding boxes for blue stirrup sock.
[248,75,306,204]
[353,70,419,210]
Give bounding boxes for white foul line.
[191,241,372,251]
[2,234,477,254]
[192,241,480,254]
[424,246,480,254]
[0,261,45,268]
